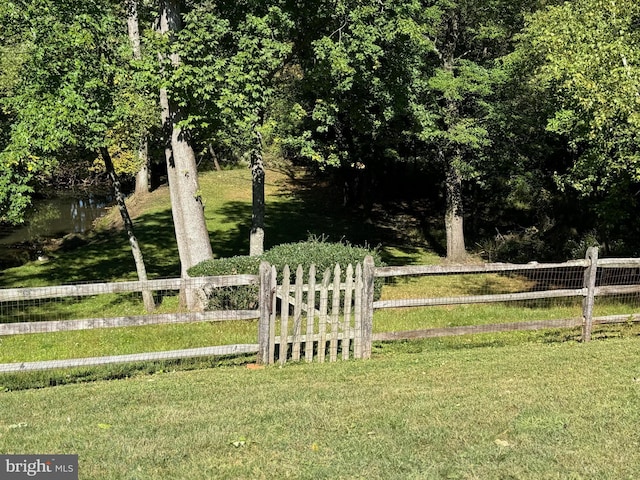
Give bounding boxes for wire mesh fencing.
[0,275,261,373]
[371,248,640,341]
[2,247,640,375]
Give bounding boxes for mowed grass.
[1,337,640,479]
[0,167,347,363]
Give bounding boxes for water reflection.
[0,192,113,265]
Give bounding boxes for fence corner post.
[362,255,375,359]
[257,261,272,364]
[582,246,599,342]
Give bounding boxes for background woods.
[1,0,640,274]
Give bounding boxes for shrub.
[188,255,261,310]
[188,239,384,310]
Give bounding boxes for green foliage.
[514,0,640,194]
[0,0,158,223]
[176,3,294,156]
[478,227,551,263]
[188,255,262,310]
[188,238,384,310]
[262,238,383,281]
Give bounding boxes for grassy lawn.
[1,337,640,479]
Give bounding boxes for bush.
[188,239,384,310]
[188,255,261,310]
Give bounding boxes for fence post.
[257,261,272,364]
[582,247,599,342]
[362,255,375,359]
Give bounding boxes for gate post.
[362,256,375,358]
[582,247,599,342]
[257,261,272,364]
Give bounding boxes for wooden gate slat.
[305,265,317,362]
[279,265,291,365]
[329,264,341,362]
[317,269,331,363]
[292,266,304,361]
[354,263,363,359]
[269,265,277,365]
[343,264,354,360]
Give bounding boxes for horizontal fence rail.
[370,247,640,344]
[0,345,260,373]
[0,275,258,302]
[0,310,260,336]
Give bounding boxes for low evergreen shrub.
[188,239,384,310]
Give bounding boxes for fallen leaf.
[230,437,247,448]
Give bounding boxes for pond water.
[0,192,114,267]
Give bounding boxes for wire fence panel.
[593,263,640,318]
[374,266,586,334]
[0,275,260,371]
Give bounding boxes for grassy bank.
[1,337,639,479]
[0,166,436,366]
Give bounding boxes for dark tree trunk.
[100,146,155,311]
[444,152,466,261]
[250,130,265,256]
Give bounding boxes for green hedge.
[188,239,384,310]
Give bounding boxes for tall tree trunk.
[100,147,155,311]
[134,137,150,195]
[444,152,466,261]
[250,129,265,256]
[126,0,150,195]
[440,23,467,262]
[158,0,213,310]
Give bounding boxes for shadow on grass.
[210,172,437,267]
[0,208,181,287]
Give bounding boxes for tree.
[157,0,213,300]
[0,0,154,309]
[176,2,294,256]
[513,0,640,250]
[516,0,640,191]
[285,0,533,260]
[126,0,151,195]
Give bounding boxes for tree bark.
[250,129,265,256]
[100,147,155,312]
[208,144,221,171]
[440,23,467,262]
[126,0,150,195]
[158,0,213,310]
[444,152,466,261]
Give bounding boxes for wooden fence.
[370,247,640,344]
[0,275,261,372]
[1,247,640,372]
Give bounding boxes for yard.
[1,337,640,479]
[1,168,640,478]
